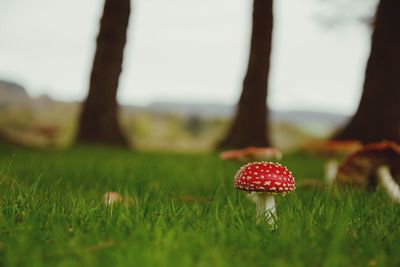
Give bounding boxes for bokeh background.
[1,0,396,151]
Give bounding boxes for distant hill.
[147,102,233,118]
[147,101,349,127]
[0,80,30,106]
[0,80,350,129]
[270,110,349,127]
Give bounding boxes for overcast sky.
[0,0,377,115]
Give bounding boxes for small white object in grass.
[102,191,124,205]
[325,158,339,188]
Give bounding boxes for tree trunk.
[334,0,400,144]
[76,0,130,147]
[217,0,273,149]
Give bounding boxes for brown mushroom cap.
[220,147,282,163]
[304,140,363,158]
[336,141,400,190]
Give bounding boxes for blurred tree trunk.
[334,0,400,143]
[217,0,273,149]
[76,0,130,147]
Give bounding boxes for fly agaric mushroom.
[234,161,295,228]
[305,140,362,187]
[222,147,283,204]
[336,141,400,203]
[102,191,124,205]
[220,147,282,163]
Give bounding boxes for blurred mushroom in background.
[304,140,362,187]
[220,146,282,163]
[336,141,400,203]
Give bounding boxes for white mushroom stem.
[255,192,276,228]
[377,165,400,203]
[325,158,339,188]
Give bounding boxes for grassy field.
[0,142,399,267]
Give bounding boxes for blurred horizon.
[0,0,377,116]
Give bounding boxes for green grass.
[0,143,399,267]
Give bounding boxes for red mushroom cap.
[234,162,295,193]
